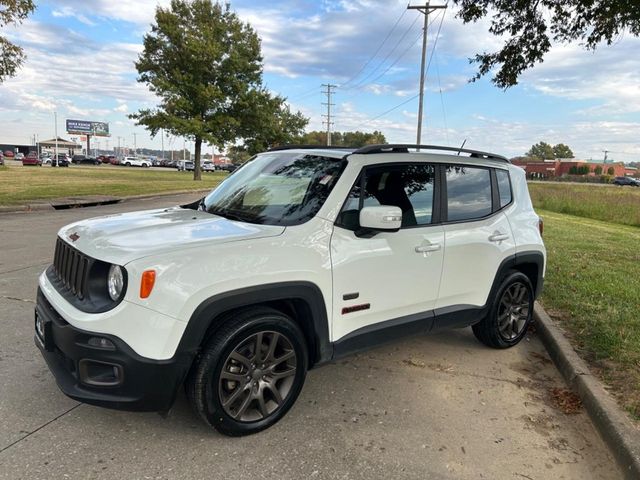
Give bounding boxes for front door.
[330,163,444,343]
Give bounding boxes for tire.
[125,162,131,167]
[472,271,534,349]
[186,307,308,436]
[143,163,149,168]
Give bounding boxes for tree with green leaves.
[454,0,640,88]
[526,142,555,160]
[296,130,387,147]
[552,143,574,159]
[0,0,36,83]
[131,0,307,180]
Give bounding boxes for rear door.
[435,165,516,321]
[330,163,444,343]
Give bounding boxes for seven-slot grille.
[52,237,90,299]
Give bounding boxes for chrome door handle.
[488,232,509,242]
[415,243,441,253]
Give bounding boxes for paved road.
[0,194,620,479]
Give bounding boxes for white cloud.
[52,6,96,26]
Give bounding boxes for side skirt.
[331,305,486,359]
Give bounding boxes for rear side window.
[495,169,512,208]
[445,166,492,221]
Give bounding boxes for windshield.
[202,151,346,226]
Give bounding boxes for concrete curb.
[0,189,210,214]
[534,303,640,479]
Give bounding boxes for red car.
[4,150,15,158]
[22,152,42,166]
[109,156,120,165]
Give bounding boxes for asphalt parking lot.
[0,193,620,479]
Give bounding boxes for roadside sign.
[66,119,110,137]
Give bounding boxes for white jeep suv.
[35,144,545,436]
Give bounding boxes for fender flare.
[176,281,332,367]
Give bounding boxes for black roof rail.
[352,144,509,162]
[267,144,357,152]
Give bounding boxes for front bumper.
[35,288,193,412]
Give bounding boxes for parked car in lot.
[612,176,640,186]
[15,152,25,161]
[161,159,177,168]
[0,152,4,166]
[176,160,194,171]
[35,144,545,436]
[53,154,70,167]
[109,156,121,166]
[218,163,237,173]
[22,152,42,166]
[3,150,14,158]
[202,161,216,172]
[72,155,101,166]
[122,156,151,167]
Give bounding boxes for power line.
[434,50,450,146]
[367,12,442,88]
[347,13,421,91]
[340,8,408,88]
[353,93,420,131]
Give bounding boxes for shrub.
[594,166,603,175]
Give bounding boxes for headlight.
[107,264,125,301]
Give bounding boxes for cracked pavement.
[0,193,621,479]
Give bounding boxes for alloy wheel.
[218,331,297,422]
[497,282,531,341]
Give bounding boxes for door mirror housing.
[359,206,402,233]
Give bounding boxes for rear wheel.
[472,271,534,349]
[186,307,308,436]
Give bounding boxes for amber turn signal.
[140,270,156,299]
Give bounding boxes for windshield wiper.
[208,207,252,223]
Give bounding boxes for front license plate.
[34,310,53,351]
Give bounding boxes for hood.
[58,207,285,265]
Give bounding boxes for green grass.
[528,182,640,227]
[538,209,640,417]
[0,165,225,206]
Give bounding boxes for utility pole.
[408,2,447,147]
[602,150,609,163]
[161,128,165,160]
[54,111,59,162]
[117,136,122,157]
[322,84,336,146]
[133,133,138,156]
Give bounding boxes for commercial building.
[511,158,628,179]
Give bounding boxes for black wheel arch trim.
[177,281,331,369]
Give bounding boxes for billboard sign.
[66,119,110,137]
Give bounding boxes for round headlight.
[107,264,125,301]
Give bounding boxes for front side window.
[202,152,346,226]
[338,164,435,230]
[445,165,492,221]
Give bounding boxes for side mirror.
[359,206,402,233]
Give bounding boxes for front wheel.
[186,307,308,436]
[472,271,534,349]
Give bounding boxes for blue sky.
[1,0,639,162]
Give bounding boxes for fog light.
[87,336,115,350]
[78,359,123,386]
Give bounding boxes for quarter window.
[445,166,492,221]
[495,169,512,208]
[338,164,435,230]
